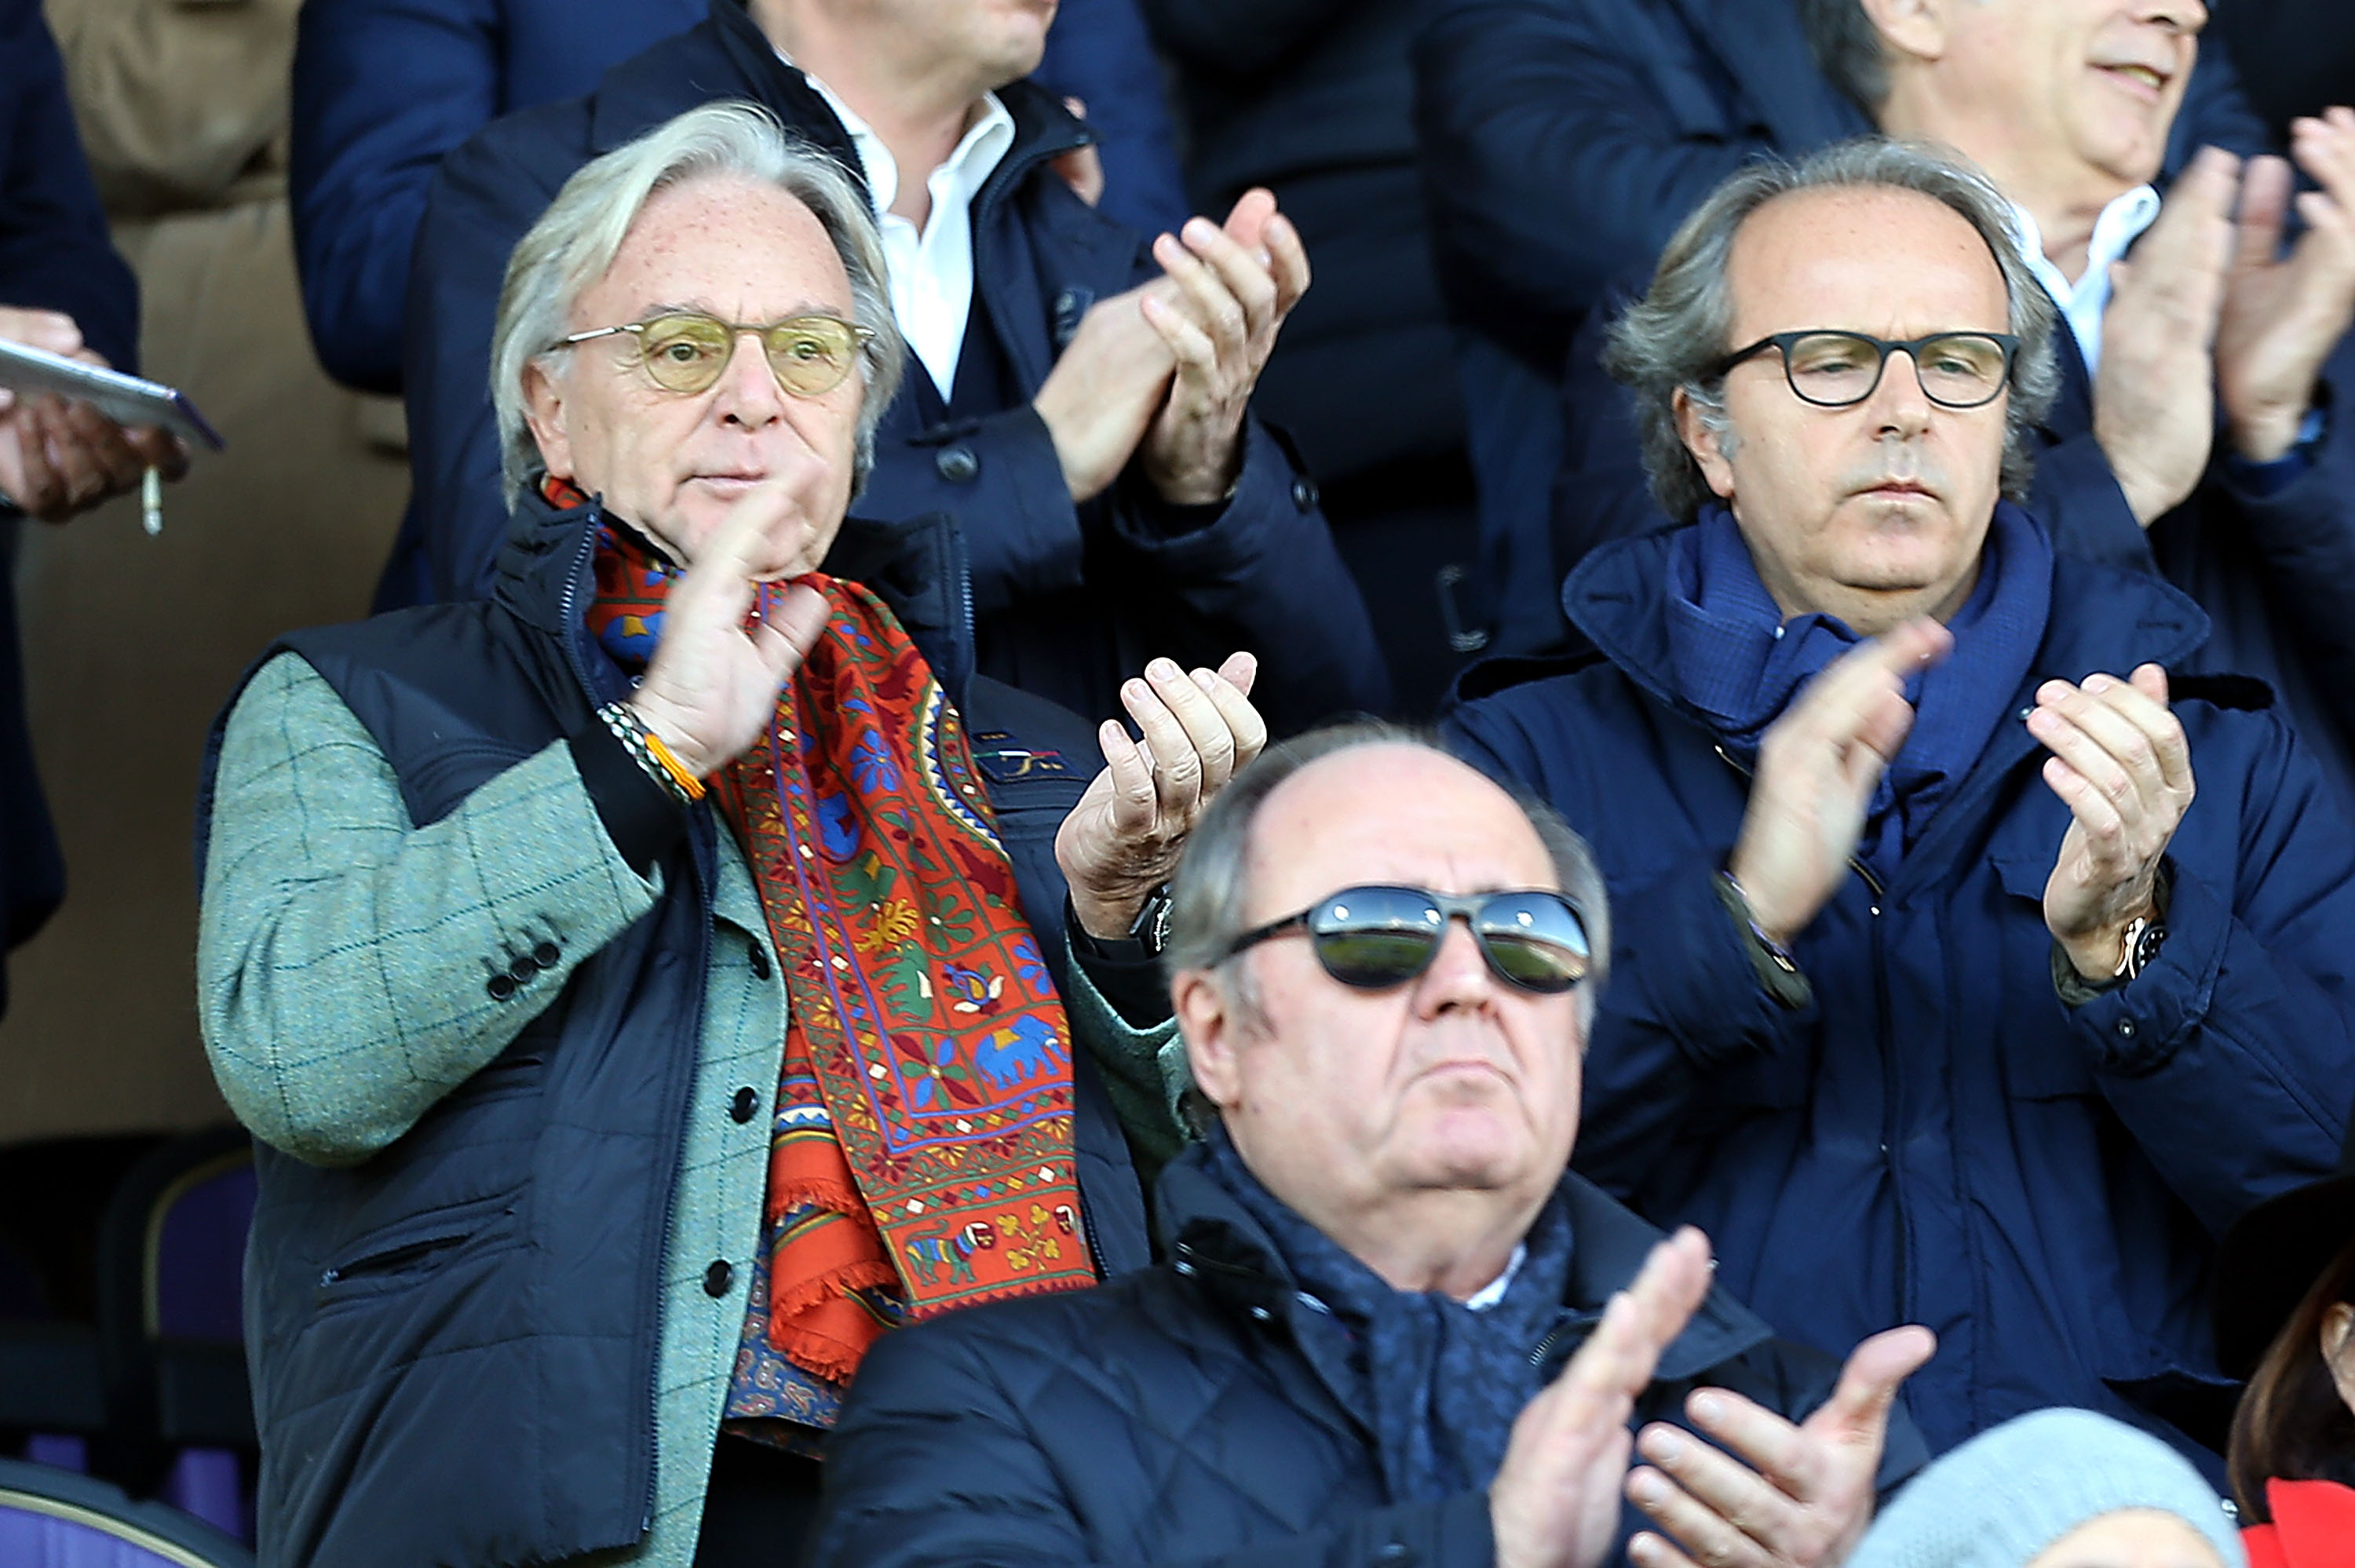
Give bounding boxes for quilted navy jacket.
[808,1145,1926,1567]
[396,0,1384,731]
[1442,524,2355,1468]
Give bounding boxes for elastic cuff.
[568,720,688,875]
[1066,898,1172,1026]
[2050,939,2129,1007]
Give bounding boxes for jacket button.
[935,445,980,483]
[508,954,540,981]
[2117,1018,2137,1038]
[1249,1305,1272,1322]
[486,973,518,1001]
[703,1260,734,1297]
[1289,477,1319,512]
[748,944,771,981]
[731,1087,759,1124]
[532,940,560,968]
[1375,1545,1414,1566]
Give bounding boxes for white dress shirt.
[2006,185,2162,374]
[787,58,1016,400]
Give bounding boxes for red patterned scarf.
[582,516,1095,1383]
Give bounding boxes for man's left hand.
[1135,190,1309,505]
[2032,665,2195,980]
[1624,1326,1936,1568]
[1056,652,1265,941]
[2216,108,2355,462]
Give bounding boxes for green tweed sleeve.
[196,653,661,1166]
[1058,936,1193,1176]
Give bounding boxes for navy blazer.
[398,0,1386,731]
[1413,0,2274,379]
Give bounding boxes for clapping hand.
[2032,664,2194,981]
[2216,109,2355,462]
[1055,652,1267,942]
[1726,622,1951,948]
[1624,1327,1936,1568]
[626,483,831,779]
[1491,1227,1718,1568]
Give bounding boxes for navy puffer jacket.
[1442,523,2355,1468]
[808,1145,1926,1567]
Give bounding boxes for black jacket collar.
[1155,1142,1777,1384]
[491,490,979,706]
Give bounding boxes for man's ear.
[1173,967,1243,1111]
[1857,0,1949,66]
[1674,386,1738,501]
[2324,1301,2355,1414]
[520,357,577,484]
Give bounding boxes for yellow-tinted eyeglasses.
[556,311,874,398]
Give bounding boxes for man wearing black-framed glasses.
[1446,138,2355,1493]
[809,723,1934,1568]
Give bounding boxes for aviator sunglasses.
[1221,885,1592,995]
[555,311,874,398]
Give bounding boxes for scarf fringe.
[765,1173,873,1230]
[767,1258,900,1324]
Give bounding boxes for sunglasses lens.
[636,315,734,392]
[1475,892,1590,994]
[763,318,861,396]
[1307,887,1443,990]
[1313,928,1440,989]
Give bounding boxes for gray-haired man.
[809,724,1933,1568]
[199,104,1261,1568]
[1447,138,2355,1475]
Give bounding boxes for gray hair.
[489,100,905,506]
[1797,0,1891,115]
[1602,137,2059,524]
[1163,722,1612,1034]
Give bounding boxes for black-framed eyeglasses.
[1222,884,1592,995]
[554,311,874,398]
[1714,330,2020,410]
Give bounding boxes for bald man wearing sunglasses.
[807,723,1933,1568]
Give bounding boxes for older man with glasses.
[806,722,1937,1568]
[1444,137,2355,1475]
[196,101,1263,1568]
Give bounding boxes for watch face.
[2132,921,2167,972]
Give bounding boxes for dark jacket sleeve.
[2062,710,2355,1235]
[1033,0,1190,240]
[407,110,572,602]
[1144,0,1358,75]
[290,0,504,392]
[0,0,138,373]
[1412,0,1783,363]
[808,1322,1500,1568]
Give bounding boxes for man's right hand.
[2094,147,2236,526]
[626,484,833,779]
[1491,1227,1716,1568]
[1725,622,1950,949]
[0,305,186,520]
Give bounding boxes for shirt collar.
[774,50,1014,225]
[2007,184,2161,306]
[1462,1243,1530,1312]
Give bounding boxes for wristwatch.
[2115,913,2167,981]
[1068,881,1174,965]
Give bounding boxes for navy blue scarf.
[1665,501,2053,874]
[1198,1129,1575,1504]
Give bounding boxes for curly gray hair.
[1601,137,2059,524]
[488,100,905,506]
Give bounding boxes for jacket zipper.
[557,509,692,1533]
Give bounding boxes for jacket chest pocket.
[313,1190,520,1307]
[1989,854,2098,1100]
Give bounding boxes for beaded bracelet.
[598,702,706,805]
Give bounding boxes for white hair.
[487,100,905,505]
